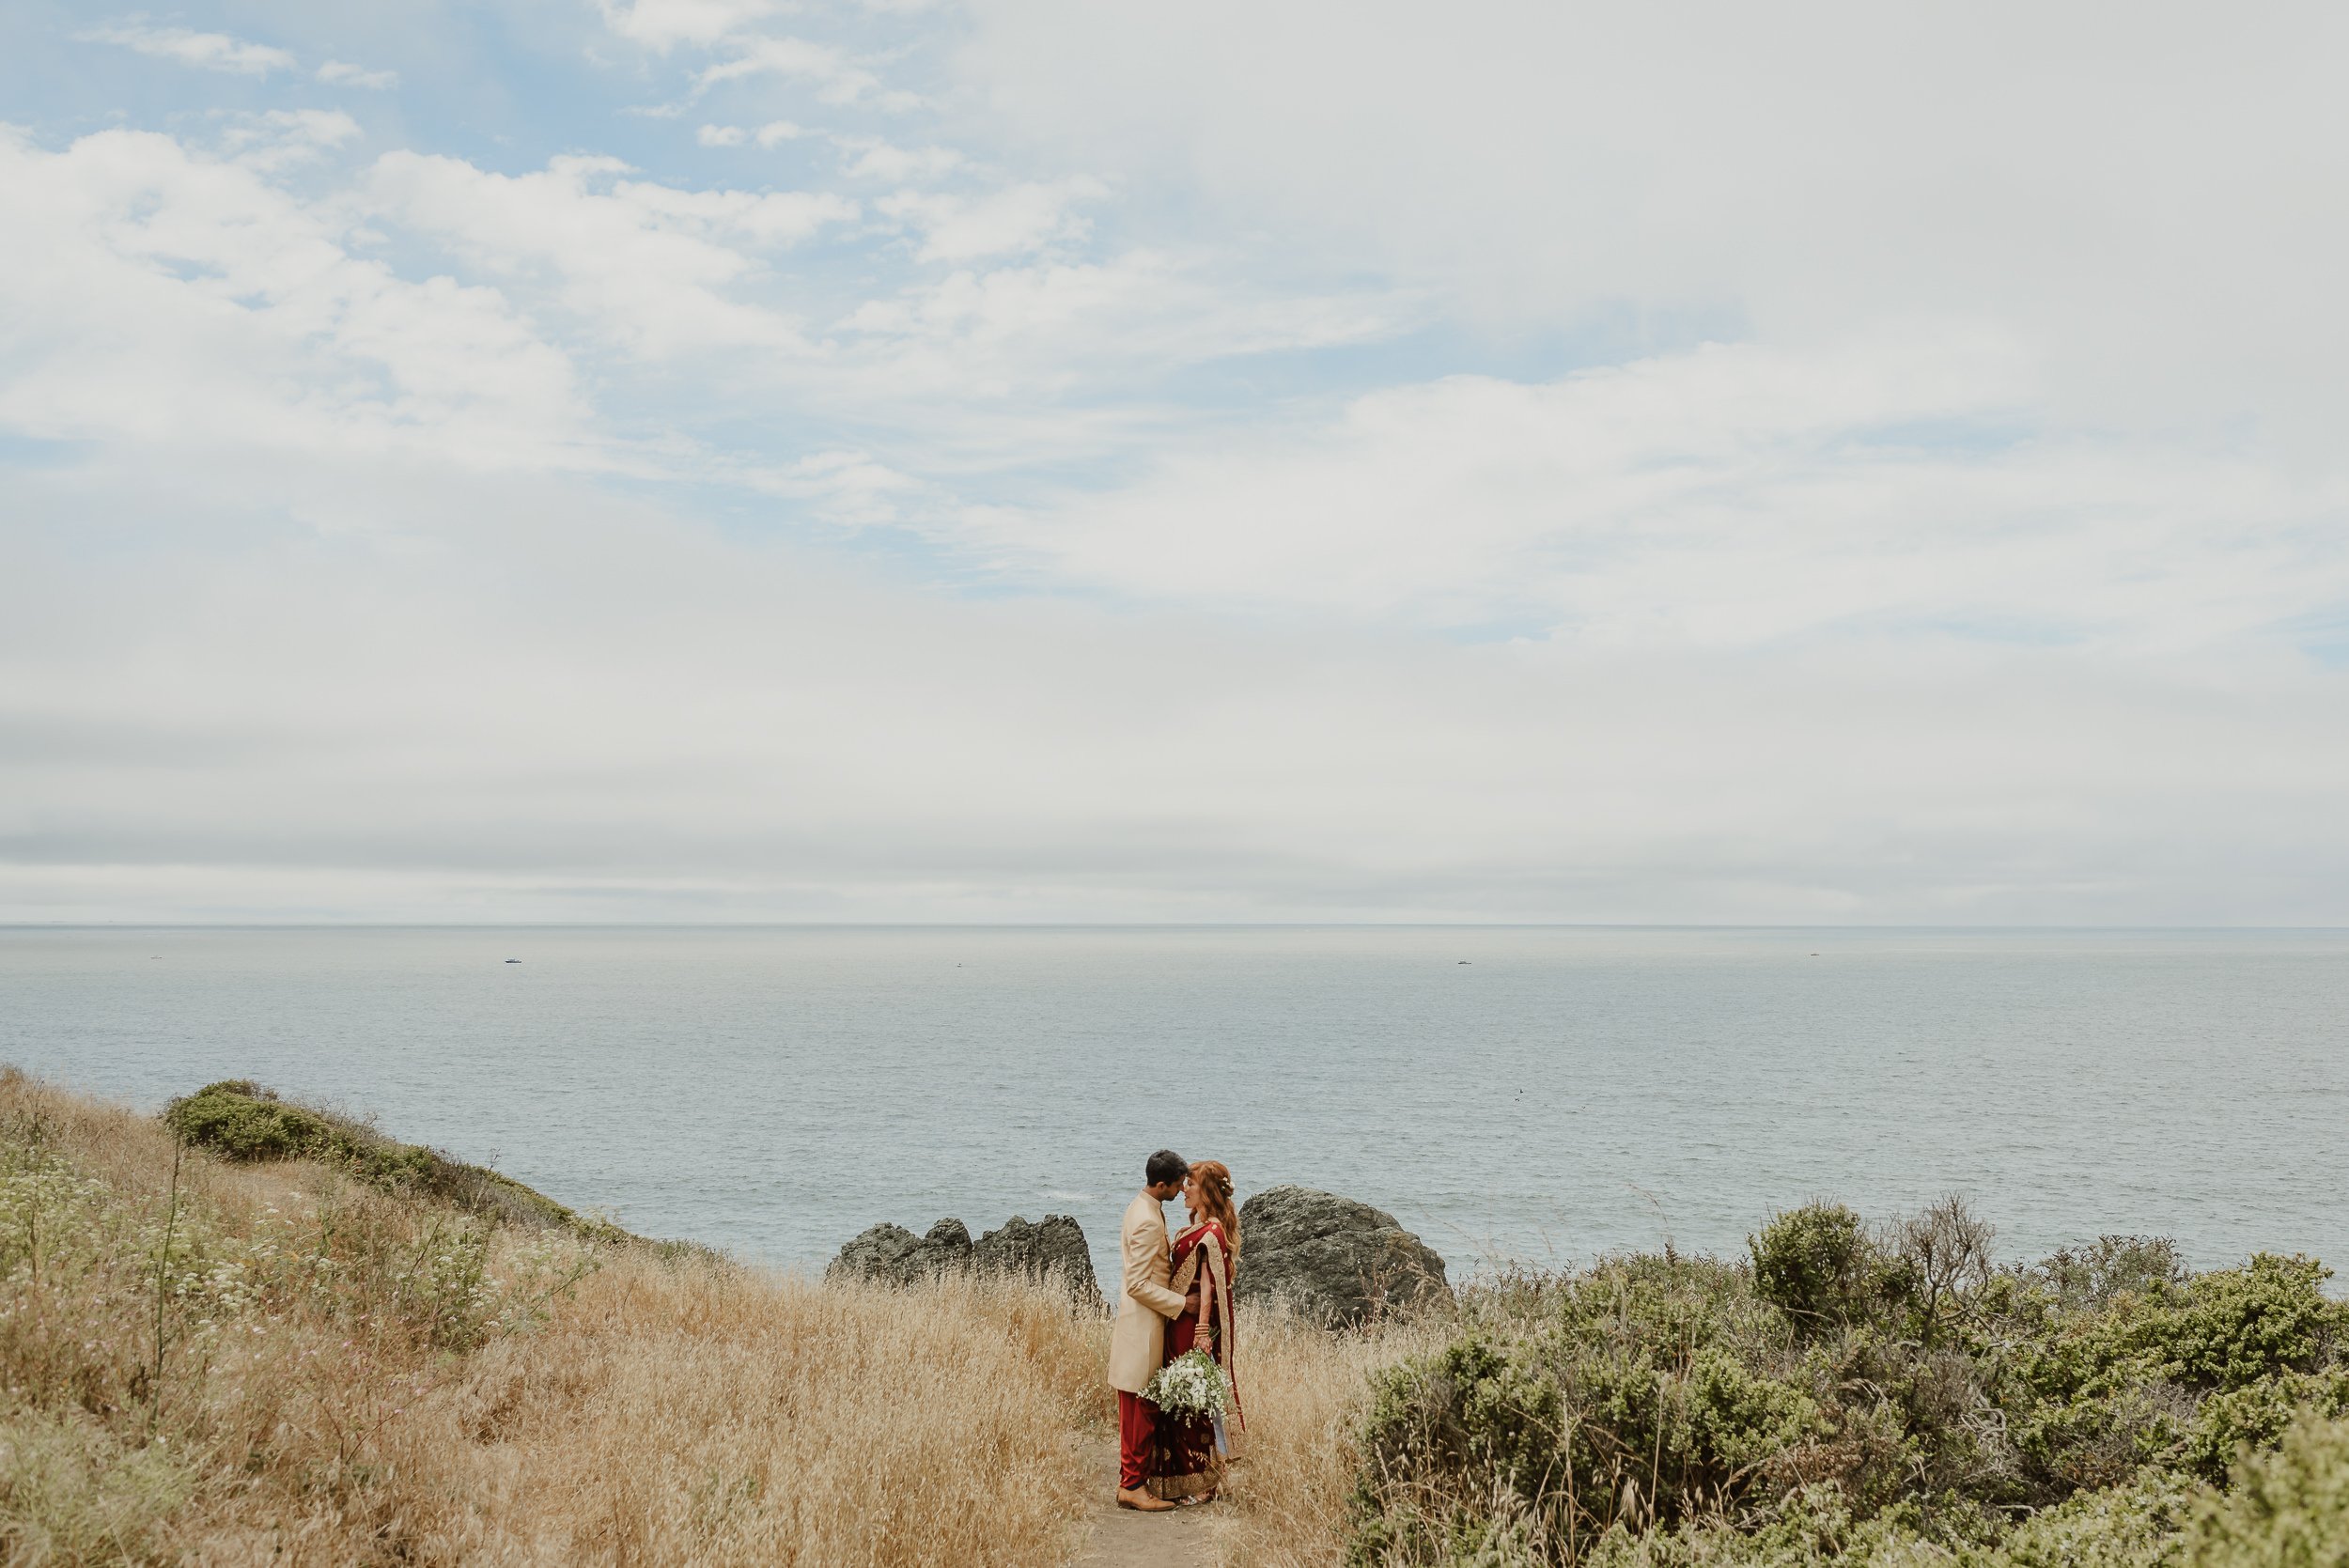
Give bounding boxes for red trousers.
[1117,1390,1156,1490]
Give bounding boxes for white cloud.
[0,127,587,467]
[317,60,400,90]
[215,109,365,172]
[878,178,1103,262]
[954,0,2349,449]
[697,36,921,110]
[13,2,2349,924]
[225,109,363,149]
[838,248,1405,392]
[834,136,963,184]
[369,151,856,356]
[8,461,2349,924]
[79,22,297,75]
[599,0,780,51]
[957,331,2349,651]
[741,446,929,526]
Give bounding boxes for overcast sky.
[3,0,2346,923]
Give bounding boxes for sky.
[2,0,2346,924]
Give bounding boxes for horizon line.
[6,921,2348,933]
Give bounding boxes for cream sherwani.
[1108,1190,1187,1394]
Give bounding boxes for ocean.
[5,924,2344,1288]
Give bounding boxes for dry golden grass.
[0,1069,1112,1566]
[1206,1307,1441,1568]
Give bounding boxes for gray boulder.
[827,1217,972,1285]
[1236,1186,1448,1326]
[828,1213,1098,1305]
[974,1214,1102,1307]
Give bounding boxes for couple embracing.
[1110,1149,1246,1512]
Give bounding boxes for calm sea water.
[4,925,2344,1286]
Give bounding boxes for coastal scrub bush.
[1345,1201,2349,1567]
[2186,1410,2349,1564]
[1999,1250,2349,1488]
[2036,1236,2190,1312]
[1352,1252,1830,1561]
[1750,1204,1895,1336]
[163,1079,628,1242]
[163,1079,356,1163]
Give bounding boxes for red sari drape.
[1146,1218,1243,1500]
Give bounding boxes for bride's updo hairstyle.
[1190,1160,1239,1257]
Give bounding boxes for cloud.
[878,178,1103,262]
[79,22,297,75]
[7,460,2349,924]
[317,60,399,90]
[368,151,857,356]
[697,36,922,110]
[599,0,780,51]
[0,127,587,466]
[216,109,365,170]
[837,247,1407,395]
[13,0,2349,924]
[953,0,2349,448]
[834,137,963,184]
[955,330,2349,651]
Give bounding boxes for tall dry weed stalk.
[0,1068,1109,1565]
[1208,1306,1442,1568]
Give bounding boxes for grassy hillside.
[0,1069,1105,1565]
[5,1068,2344,1566]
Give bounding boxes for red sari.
[1146,1218,1244,1501]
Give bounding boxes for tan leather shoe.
[1116,1487,1175,1512]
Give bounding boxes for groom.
[1109,1148,1190,1512]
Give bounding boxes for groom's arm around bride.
[1109,1149,1189,1512]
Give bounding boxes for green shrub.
[1350,1203,2349,1566]
[162,1081,626,1244]
[161,1079,332,1163]
[2035,1237,2189,1313]
[1999,1252,2349,1487]
[1983,1468,2193,1568]
[1750,1206,1882,1334]
[1355,1254,1831,1560]
[2186,1411,2349,1564]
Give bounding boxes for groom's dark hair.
[1145,1149,1189,1187]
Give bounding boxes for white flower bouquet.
[1142,1348,1229,1422]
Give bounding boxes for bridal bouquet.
[1143,1348,1229,1422]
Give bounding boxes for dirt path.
[1067,1436,1216,1568]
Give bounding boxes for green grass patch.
[162,1081,632,1244]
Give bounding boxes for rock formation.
[972,1214,1100,1306]
[827,1218,972,1286]
[1235,1185,1448,1326]
[828,1213,1099,1307]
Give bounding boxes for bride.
[1149,1159,1245,1504]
